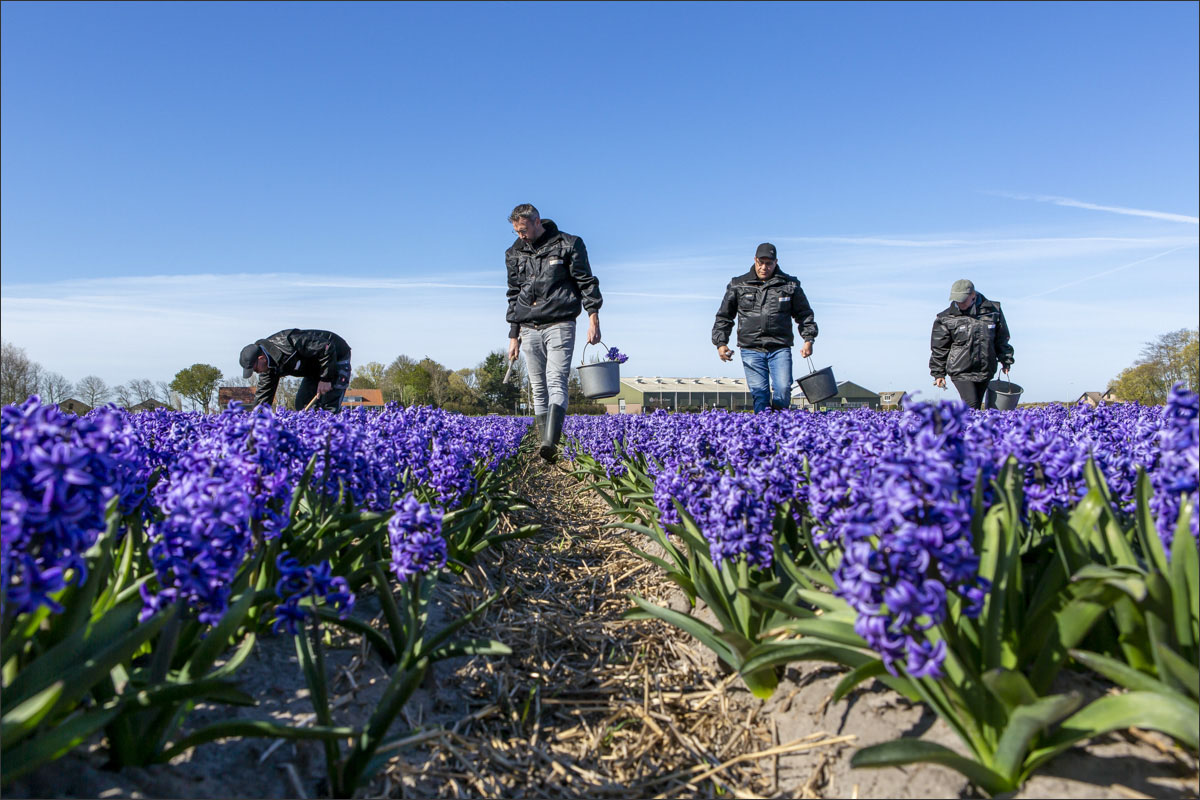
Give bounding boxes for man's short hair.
[508,203,540,223]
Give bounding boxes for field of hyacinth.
[2,387,1198,797]
[2,399,533,795]
[563,385,1198,795]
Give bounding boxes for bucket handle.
[579,340,609,367]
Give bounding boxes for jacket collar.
[515,219,561,252]
[944,293,988,316]
[741,267,790,285]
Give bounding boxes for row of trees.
[1108,328,1199,405]
[1,340,603,415]
[351,351,605,415]
[1,341,179,409]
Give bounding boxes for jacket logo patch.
[548,258,563,266]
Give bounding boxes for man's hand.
[1001,365,1010,375]
[587,313,601,345]
[717,345,734,362]
[508,337,520,361]
[317,380,332,396]
[800,340,813,359]
[933,377,946,389]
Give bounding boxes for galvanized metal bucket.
[578,342,621,399]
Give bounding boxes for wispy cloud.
[1019,245,1196,299]
[291,278,504,291]
[991,191,1199,225]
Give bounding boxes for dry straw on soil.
[370,453,846,798]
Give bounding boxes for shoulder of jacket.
[555,229,580,248]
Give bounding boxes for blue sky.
[2,1,1197,402]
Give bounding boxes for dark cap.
[755,243,777,260]
[239,343,261,379]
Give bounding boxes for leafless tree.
[39,371,75,404]
[275,377,300,409]
[77,375,112,407]
[1,340,42,406]
[223,373,254,387]
[155,381,175,405]
[128,378,159,404]
[113,382,136,407]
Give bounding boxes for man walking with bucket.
[239,329,352,412]
[929,279,1015,409]
[504,204,604,462]
[712,243,818,412]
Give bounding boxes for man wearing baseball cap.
[238,329,352,412]
[929,280,1014,409]
[712,242,818,412]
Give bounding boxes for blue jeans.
[741,347,793,412]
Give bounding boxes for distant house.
[57,398,92,416]
[792,381,881,412]
[218,386,256,408]
[342,389,385,409]
[127,399,170,413]
[1077,391,1120,407]
[877,390,906,410]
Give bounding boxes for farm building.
[593,377,882,413]
[127,399,171,413]
[792,381,882,412]
[56,398,92,415]
[878,390,906,410]
[1076,390,1120,407]
[594,377,756,414]
[342,389,385,408]
[218,386,256,408]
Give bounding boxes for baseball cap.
[949,279,975,303]
[755,243,777,260]
[240,344,261,378]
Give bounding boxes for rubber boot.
[533,413,547,445]
[540,404,565,462]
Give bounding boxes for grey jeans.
[520,322,576,414]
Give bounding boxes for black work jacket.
[929,294,1014,381]
[505,220,603,339]
[712,268,818,351]
[252,329,351,408]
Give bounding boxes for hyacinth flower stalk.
[0,400,180,784]
[849,457,1197,795]
[605,346,629,364]
[622,492,795,699]
[329,494,510,797]
[423,444,542,570]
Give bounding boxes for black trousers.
[952,378,991,410]
[294,357,352,412]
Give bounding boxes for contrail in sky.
[992,192,1199,225]
[1020,245,1195,299]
